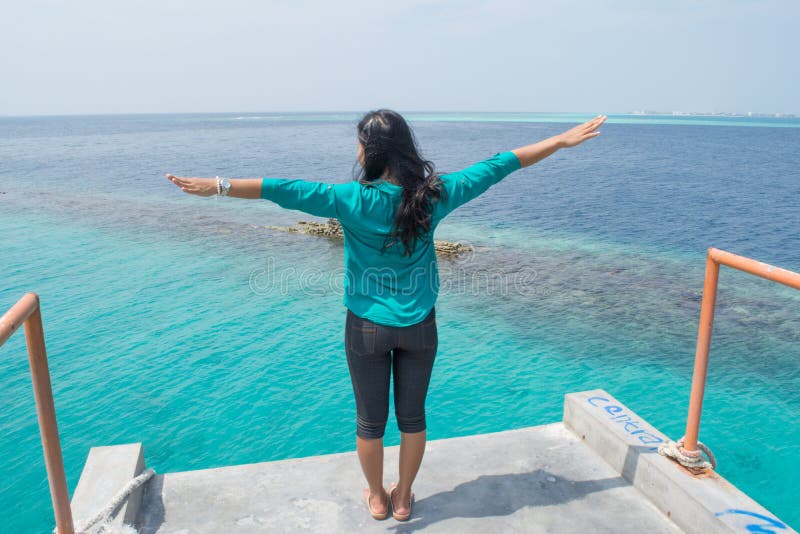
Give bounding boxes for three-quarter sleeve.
[260,178,343,218]
[433,151,521,222]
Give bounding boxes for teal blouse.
[260,150,522,326]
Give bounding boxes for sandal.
[388,482,414,521]
[363,487,389,520]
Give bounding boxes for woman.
[166,109,605,521]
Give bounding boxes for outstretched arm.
[432,115,607,223]
[511,115,606,168]
[165,175,263,199]
[165,175,347,219]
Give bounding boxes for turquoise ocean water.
[1,113,798,531]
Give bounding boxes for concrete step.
[69,443,146,532]
[135,422,680,533]
[71,389,794,533]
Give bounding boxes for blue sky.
[1,0,797,115]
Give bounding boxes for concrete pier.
[70,389,795,533]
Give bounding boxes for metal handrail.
[683,248,800,454]
[0,293,74,534]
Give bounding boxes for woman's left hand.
[165,174,217,197]
[558,115,606,148]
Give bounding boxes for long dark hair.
[355,109,443,256]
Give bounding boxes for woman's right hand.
[165,174,218,197]
[558,115,607,148]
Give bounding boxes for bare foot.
[363,487,389,516]
[390,485,412,517]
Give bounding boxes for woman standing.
[166,109,605,521]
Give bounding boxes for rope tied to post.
[54,468,156,534]
[658,436,717,474]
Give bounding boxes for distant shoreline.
[3,112,798,131]
[628,110,796,119]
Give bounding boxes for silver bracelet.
[215,176,231,196]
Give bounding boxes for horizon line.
[1,109,798,119]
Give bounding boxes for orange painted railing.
[0,293,74,534]
[683,248,800,456]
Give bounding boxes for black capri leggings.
[345,306,438,439]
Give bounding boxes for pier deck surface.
[137,422,681,533]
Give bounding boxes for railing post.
[16,295,75,534]
[679,248,800,461]
[683,251,720,454]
